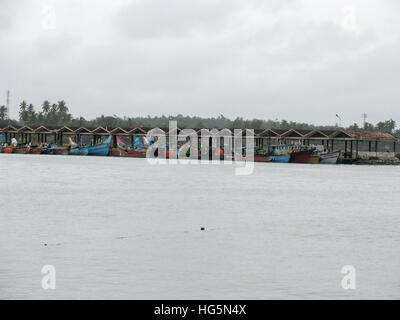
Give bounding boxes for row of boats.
[255,145,340,164]
[0,136,341,164]
[0,137,112,156]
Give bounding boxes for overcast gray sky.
[1,0,399,126]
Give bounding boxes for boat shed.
[0,125,398,156]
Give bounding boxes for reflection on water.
[0,154,399,299]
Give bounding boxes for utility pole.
[6,90,10,120]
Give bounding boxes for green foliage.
[363,122,375,131]
[376,119,396,133]
[19,100,72,126]
[396,153,400,160]
[348,123,359,130]
[364,119,396,133]
[9,99,400,134]
[0,105,7,121]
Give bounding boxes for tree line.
[0,100,399,138]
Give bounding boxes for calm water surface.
[0,154,399,299]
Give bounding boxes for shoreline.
[1,152,399,166]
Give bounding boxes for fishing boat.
[2,138,18,154]
[27,143,42,154]
[1,146,14,153]
[234,150,270,162]
[53,147,69,155]
[269,145,290,163]
[80,147,89,155]
[121,149,147,158]
[320,151,340,164]
[88,136,111,156]
[69,147,89,156]
[270,154,290,163]
[67,137,86,155]
[14,147,27,154]
[41,144,56,154]
[109,137,131,156]
[119,136,150,158]
[28,147,42,154]
[307,155,320,164]
[290,149,314,163]
[254,155,271,162]
[109,148,123,156]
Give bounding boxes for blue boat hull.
[88,145,109,156]
[88,137,111,156]
[270,155,290,163]
[69,147,89,156]
[80,147,89,156]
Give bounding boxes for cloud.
[0,0,399,126]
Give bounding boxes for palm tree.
[19,101,28,123]
[57,100,69,114]
[27,104,37,125]
[42,100,51,114]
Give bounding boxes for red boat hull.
[2,147,14,153]
[110,149,123,157]
[53,148,69,155]
[234,154,271,162]
[121,150,147,158]
[254,156,271,162]
[290,149,314,163]
[27,147,42,154]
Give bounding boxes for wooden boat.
[27,144,42,154]
[268,145,291,163]
[121,149,147,158]
[41,144,56,154]
[28,148,42,154]
[109,148,123,157]
[254,155,271,162]
[307,155,320,164]
[67,137,88,155]
[290,149,314,163]
[320,151,340,164]
[2,146,14,153]
[68,147,79,155]
[41,148,52,154]
[234,152,271,162]
[269,154,290,163]
[53,147,69,155]
[14,147,27,154]
[69,147,89,156]
[88,136,111,156]
[120,133,152,158]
